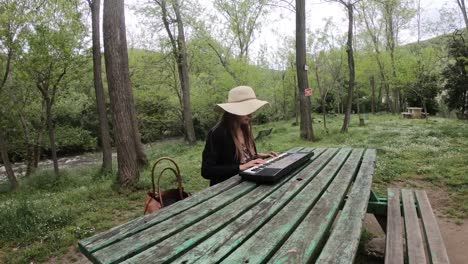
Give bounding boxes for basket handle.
[150,157,185,208]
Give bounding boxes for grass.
[0,114,467,263]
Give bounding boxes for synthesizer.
[240,148,314,183]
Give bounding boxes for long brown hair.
[219,112,255,160]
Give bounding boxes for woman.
[201,86,278,186]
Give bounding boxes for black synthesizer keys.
[240,148,314,183]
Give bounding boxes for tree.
[308,19,345,132]
[0,0,29,189]
[456,0,468,29]
[154,0,196,144]
[443,31,468,114]
[296,0,314,140]
[357,0,390,112]
[331,0,359,132]
[214,0,270,60]
[382,0,415,113]
[22,0,86,177]
[86,0,113,172]
[103,0,144,187]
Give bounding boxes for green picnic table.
[79,147,378,263]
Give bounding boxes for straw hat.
[216,86,269,116]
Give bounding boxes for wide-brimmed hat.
[216,86,269,116]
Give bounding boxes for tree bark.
[0,128,18,190]
[296,0,314,140]
[314,64,328,132]
[341,2,356,133]
[456,0,468,29]
[103,0,140,187]
[172,0,196,144]
[88,0,113,172]
[159,0,196,144]
[385,0,399,114]
[45,98,59,176]
[370,76,375,114]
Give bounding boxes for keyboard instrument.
[240,148,314,183]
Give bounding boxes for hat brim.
[216,99,269,116]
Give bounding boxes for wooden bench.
[385,188,449,264]
[254,127,273,140]
[78,147,378,263]
[402,112,413,118]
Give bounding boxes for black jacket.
[201,122,256,186]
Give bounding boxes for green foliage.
[51,126,97,155]
[135,88,181,142]
[442,31,468,113]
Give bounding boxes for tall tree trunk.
[45,99,59,176]
[385,0,399,114]
[456,0,468,29]
[0,48,18,188]
[378,81,382,112]
[172,0,196,144]
[315,64,328,132]
[88,0,113,172]
[19,114,34,176]
[33,104,46,169]
[103,0,140,187]
[296,0,314,140]
[0,128,18,190]
[341,3,356,133]
[361,5,392,113]
[370,76,375,114]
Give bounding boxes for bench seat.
[385,188,450,264]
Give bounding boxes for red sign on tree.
[304,88,313,97]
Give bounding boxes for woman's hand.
[239,158,265,171]
[257,152,279,159]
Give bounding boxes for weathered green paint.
[93,182,257,263]
[121,149,330,264]
[78,174,244,255]
[78,148,381,264]
[267,149,365,264]
[369,190,380,202]
[367,200,388,216]
[220,148,353,263]
[170,149,336,264]
[313,149,377,264]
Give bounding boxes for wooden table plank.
[122,149,327,264]
[402,189,427,264]
[219,148,353,263]
[169,149,333,264]
[267,149,365,263]
[384,188,405,264]
[415,190,450,264]
[315,149,377,264]
[79,174,243,257]
[91,181,257,263]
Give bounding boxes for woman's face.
[236,114,252,126]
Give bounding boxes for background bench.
[385,188,449,264]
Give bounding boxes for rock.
[365,236,385,259]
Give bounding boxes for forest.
[1,0,467,263]
[0,0,466,188]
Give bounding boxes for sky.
[124,0,465,63]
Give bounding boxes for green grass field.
[0,114,467,263]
